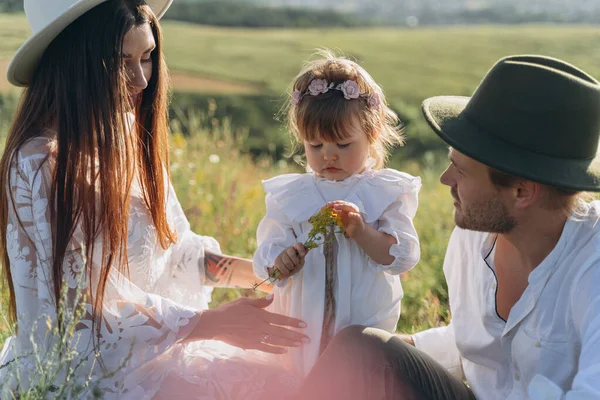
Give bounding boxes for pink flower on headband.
[340,80,360,100]
[291,90,302,106]
[368,93,381,110]
[308,79,330,96]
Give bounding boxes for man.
[295,55,600,399]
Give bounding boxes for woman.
[0,0,308,398]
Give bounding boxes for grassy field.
[1,13,600,101]
[2,14,600,157]
[162,23,600,104]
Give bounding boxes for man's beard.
[453,191,517,233]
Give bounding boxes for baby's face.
[304,120,371,181]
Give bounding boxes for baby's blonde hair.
[286,49,404,169]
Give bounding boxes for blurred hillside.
[173,0,600,25]
[2,0,600,26]
[0,13,599,163]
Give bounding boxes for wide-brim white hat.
[7,0,173,87]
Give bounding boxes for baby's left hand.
[326,201,365,239]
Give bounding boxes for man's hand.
[396,333,415,346]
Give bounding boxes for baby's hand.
[272,243,308,279]
[326,201,365,239]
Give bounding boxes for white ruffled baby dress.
[253,167,422,377]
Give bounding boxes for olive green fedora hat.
[422,55,600,192]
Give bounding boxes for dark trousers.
[294,325,476,400]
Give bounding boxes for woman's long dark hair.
[0,0,176,340]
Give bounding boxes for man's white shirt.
[414,201,600,400]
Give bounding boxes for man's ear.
[513,180,541,210]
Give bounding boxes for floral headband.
[291,78,381,110]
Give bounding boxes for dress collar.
[307,157,377,186]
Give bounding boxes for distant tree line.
[0,0,366,27]
[1,0,598,27]
[162,1,600,27]
[392,6,600,25]
[163,1,367,28]
[0,0,22,12]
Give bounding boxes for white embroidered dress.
[0,136,297,399]
[253,168,421,377]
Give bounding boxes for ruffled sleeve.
[154,181,221,309]
[0,138,203,395]
[253,174,316,280]
[350,169,421,274]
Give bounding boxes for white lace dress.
[253,168,422,377]
[0,136,297,399]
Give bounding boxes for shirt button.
[514,373,520,381]
[535,341,541,348]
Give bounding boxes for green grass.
[2,14,600,156]
[165,23,600,106]
[160,22,600,155]
[0,14,30,60]
[2,14,600,103]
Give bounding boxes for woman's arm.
[163,182,272,298]
[5,142,206,382]
[204,250,272,291]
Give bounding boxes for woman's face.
[122,22,155,106]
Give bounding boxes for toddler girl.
[253,51,421,377]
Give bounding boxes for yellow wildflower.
[253,207,345,290]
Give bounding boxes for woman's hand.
[192,294,310,354]
[326,201,365,239]
[273,243,307,279]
